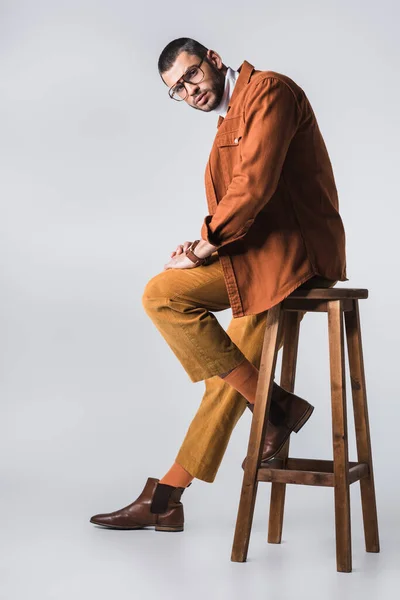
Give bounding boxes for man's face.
[162,51,226,112]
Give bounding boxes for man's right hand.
[170,241,192,258]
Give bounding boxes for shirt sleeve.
[200,77,301,248]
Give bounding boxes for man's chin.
[197,104,214,112]
[195,93,219,112]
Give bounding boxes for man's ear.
[206,49,224,70]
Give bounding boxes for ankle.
[150,481,191,514]
[219,358,259,404]
[159,461,194,488]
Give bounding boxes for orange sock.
[159,461,194,488]
[219,358,259,404]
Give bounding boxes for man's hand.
[163,239,219,271]
[170,241,192,259]
[164,241,195,270]
[163,252,199,270]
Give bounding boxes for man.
[90,38,347,532]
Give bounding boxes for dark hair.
[158,37,209,82]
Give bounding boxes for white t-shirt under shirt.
[213,66,240,119]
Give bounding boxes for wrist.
[192,239,218,259]
[185,239,217,266]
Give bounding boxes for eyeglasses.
[168,57,205,102]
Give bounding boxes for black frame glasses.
[168,56,205,102]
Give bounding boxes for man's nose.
[186,81,201,98]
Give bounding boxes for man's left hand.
[163,253,199,270]
[163,238,218,270]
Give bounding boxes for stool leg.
[268,311,302,544]
[327,300,352,573]
[231,303,284,562]
[344,300,380,553]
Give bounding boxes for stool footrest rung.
[256,458,369,487]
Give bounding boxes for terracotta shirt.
[200,60,348,318]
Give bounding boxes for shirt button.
[234,138,239,143]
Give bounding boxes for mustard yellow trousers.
[142,251,335,483]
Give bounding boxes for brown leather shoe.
[242,382,314,469]
[90,477,191,532]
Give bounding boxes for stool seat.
[283,287,369,313]
[287,287,368,300]
[231,285,379,572]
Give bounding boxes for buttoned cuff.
[201,214,255,248]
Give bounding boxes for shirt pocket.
[216,131,243,148]
[215,114,244,145]
[215,120,244,188]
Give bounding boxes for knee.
[142,271,174,312]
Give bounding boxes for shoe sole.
[155,525,184,532]
[242,403,315,468]
[292,403,314,433]
[90,519,183,532]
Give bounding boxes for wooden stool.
[231,288,380,572]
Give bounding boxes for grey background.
[0,0,398,598]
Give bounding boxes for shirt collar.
[213,66,240,118]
